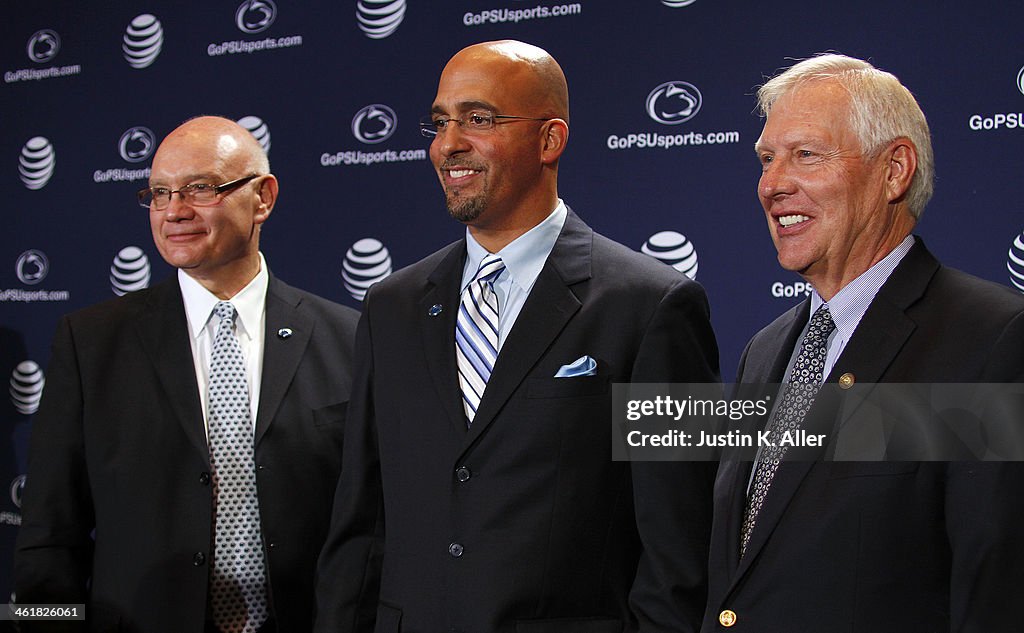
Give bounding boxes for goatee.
[446,191,487,223]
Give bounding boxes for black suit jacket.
[704,238,1024,632]
[15,274,359,633]
[315,209,720,633]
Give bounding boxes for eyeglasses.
[137,174,261,210]
[419,112,554,138]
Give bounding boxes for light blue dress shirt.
[808,234,915,378]
[461,200,568,350]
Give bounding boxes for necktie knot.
[807,304,836,342]
[791,305,836,385]
[474,255,505,285]
[214,301,237,329]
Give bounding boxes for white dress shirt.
[178,252,269,437]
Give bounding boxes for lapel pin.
[428,304,443,317]
[838,372,855,389]
[277,327,293,339]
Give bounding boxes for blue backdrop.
[2,0,1023,601]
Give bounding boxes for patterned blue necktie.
[207,301,269,633]
[456,255,505,425]
[740,304,836,557]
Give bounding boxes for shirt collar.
[462,200,568,293]
[179,252,270,342]
[809,234,915,340]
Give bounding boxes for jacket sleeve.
[14,316,93,631]
[314,293,384,633]
[628,279,721,633]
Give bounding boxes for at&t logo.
[343,238,392,300]
[119,126,156,163]
[16,250,48,285]
[641,231,698,279]
[356,0,406,39]
[236,0,277,34]
[1008,229,1024,293]
[352,105,397,144]
[27,29,60,63]
[123,14,164,69]
[110,246,151,296]
[662,0,698,6]
[19,137,56,190]
[10,361,44,416]
[238,116,272,153]
[646,81,702,125]
[1017,65,1024,97]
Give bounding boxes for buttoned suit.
[15,274,359,633]
[315,209,720,633]
[703,238,1024,632]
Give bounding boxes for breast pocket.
[374,603,402,633]
[527,376,610,399]
[312,401,348,428]
[828,461,920,479]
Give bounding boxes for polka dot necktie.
[207,301,269,632]
[740,304,836,558]
[456,255,505,425]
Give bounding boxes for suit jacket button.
[455,466,471,482]
[193,552,206,566]
[718,609,736,627]
[448,542,464,558]
[199,472,211,485]
[838,372,855,389]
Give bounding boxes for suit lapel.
[824,239,936,440]
[255,276,314,446]
[421,242,473,435]
[461,210,591,453]
[134,277,208,461]
[827,239,936,385]
[713,458,753,577]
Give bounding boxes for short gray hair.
[757,54,934,219]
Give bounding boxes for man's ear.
[254,174,278,225]
[885,138,917,204]
[540,119,568,165]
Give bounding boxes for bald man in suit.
[16,116,359,633]
[315,40,720,633]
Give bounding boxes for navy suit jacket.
[703,238,1024,632]
[315,209,721,633]
[15,274,359,633]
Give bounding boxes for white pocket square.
[554,355,597,378]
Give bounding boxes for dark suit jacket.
[14,274,359,633]
[315,209,720,633]
[703,238,1024,632]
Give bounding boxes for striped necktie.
[456,255,505,425]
